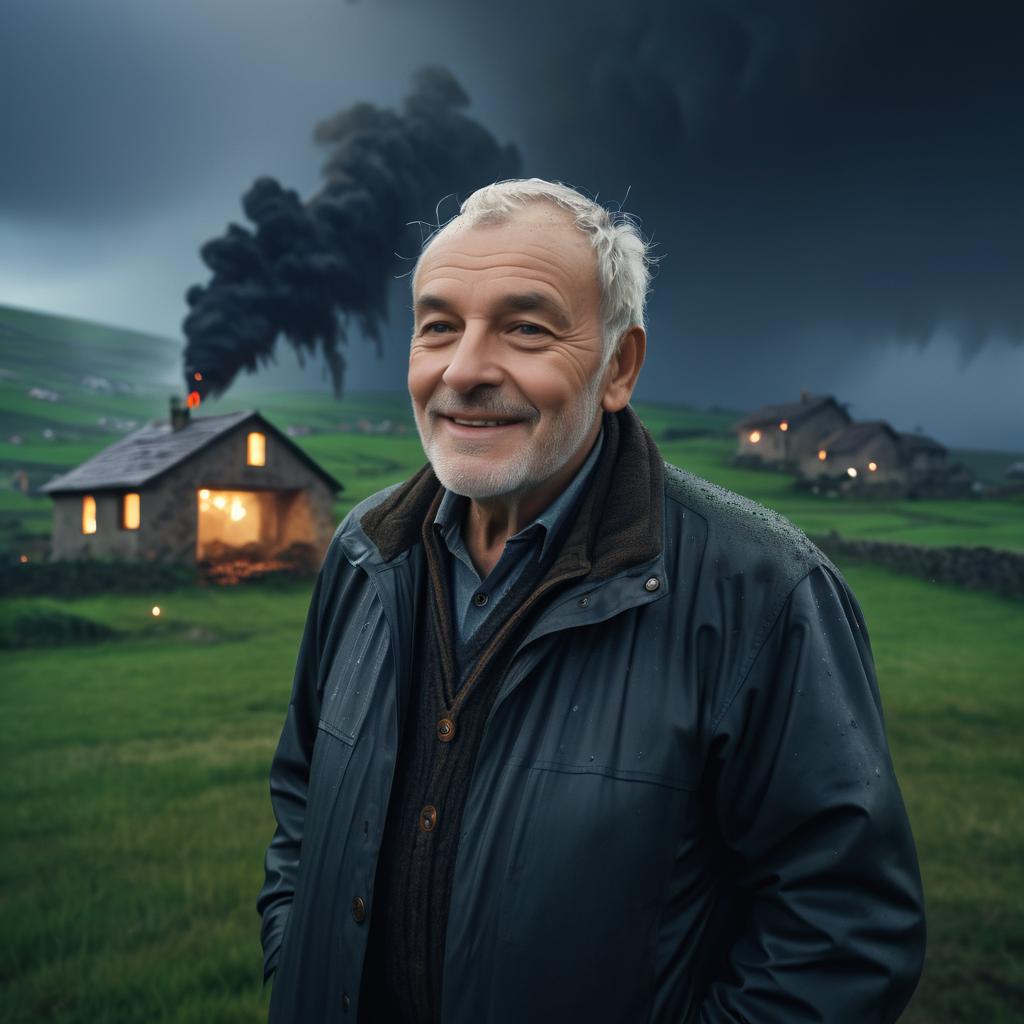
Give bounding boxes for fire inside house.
[42,398,341,567]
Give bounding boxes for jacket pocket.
[318,592,390,743]
[493,761,696,1019]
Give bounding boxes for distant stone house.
[799,421,905,487]
[733,392,851,467]
[42,403,341,565]
[800,422,970,496]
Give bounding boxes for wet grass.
[1,567,1022,1021]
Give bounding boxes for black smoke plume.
[182,67,520,399]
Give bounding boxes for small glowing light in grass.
[847,467,858,478]
[868,461,878,472]
[818,449,827,461]
[779,421,789,432]
[749,430,762,444]
[19,554,29,563]
[151,606,161,617]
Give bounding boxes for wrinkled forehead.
[412,203,597,296]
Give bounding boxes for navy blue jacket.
[258,409,925,1022]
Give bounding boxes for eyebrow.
[414,291,572,331]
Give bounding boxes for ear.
[600,326,646,412]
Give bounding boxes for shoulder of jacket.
[662,460,836,593]
[323,480,409,569]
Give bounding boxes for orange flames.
[187,390,201,409]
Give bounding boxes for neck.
[461,419,602,576]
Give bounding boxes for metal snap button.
[419,804,438,832]
[437,717,456,742]
[644,576,660,592]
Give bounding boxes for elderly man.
[258,179,925,1023]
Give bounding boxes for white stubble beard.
[415,370,605,500]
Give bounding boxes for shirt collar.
[434,427,605,562]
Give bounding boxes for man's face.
[409,204,609,502]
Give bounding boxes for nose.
[441,322,505,393]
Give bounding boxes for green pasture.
[1,565,1021,1022]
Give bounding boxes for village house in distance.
[734,392,974,497]
[42,399,341,565]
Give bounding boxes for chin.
[431,458,531,501]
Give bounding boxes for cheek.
[516,363,586,415]
[407,348,442,406]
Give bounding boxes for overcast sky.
[3,0,1023,449]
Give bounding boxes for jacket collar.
[359,405,664,582]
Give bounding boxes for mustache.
[427,389,538,420]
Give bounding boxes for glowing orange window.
[82,495,97,534]
[122,492,141,530]
[247,431,266,467]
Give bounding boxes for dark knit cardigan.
[357,409,664,1023]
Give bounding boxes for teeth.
[452,418,509,427]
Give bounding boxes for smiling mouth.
[438,414,527,428]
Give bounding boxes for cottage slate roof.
[817,420,901,456]
[897,431,947,456]
[735,394,849,432]
[42,410,341,494]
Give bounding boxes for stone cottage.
[733,392,851,468]
[799,421,905,487]
[42,401,341,565]
[799,421,970,496]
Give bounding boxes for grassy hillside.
[1,308,1022,1021]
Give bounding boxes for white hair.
[413,178,656,367]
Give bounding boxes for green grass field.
[2,567,1021,1022]
[2,305,1023,1020]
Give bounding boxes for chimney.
[800,389,811,404]
[170,396,190,432]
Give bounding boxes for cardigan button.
[644,576,660,592]
[419,804,438,833]
[437,717,456,742]
[351,896,366,923]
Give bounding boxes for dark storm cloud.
[422,0,1024,365]
[182,67,520,399]
[3,0,1022,445]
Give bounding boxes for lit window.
[818,449,827,461]
[868,461,878,472]
[749,430,762,444]
[82,495,97,534]
[779,421,789,432]
[247,431,266,466]
[122,493,141,530]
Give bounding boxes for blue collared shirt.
[433,429,604,670]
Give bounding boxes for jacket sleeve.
[256,563,329,983]
[699,563,926,1023]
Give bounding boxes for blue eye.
[514,324,545,335]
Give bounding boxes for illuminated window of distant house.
[247,431,266,467]
[82,495,97,534]
[122,492,141,530]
